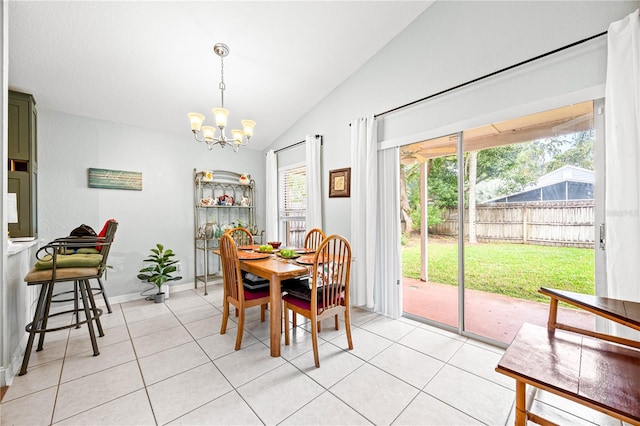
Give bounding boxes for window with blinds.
[279,164,306,247]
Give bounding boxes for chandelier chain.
[219,55,225,107]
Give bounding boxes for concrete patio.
[402,277,595,344]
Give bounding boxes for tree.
[467,151,478,243]
[544,131,594,172]
[400,164,414,233]
[402,130,595,237]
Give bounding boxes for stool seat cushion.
[34,253,103,270]
[59,247,101,255]
[25,266,101,284]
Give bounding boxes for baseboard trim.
[95,280,222,306]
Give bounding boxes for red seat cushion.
[283,294,327,309]
[244,289,270,300]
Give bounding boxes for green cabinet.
[8,90,37,238]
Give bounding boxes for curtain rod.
[374,30,608,119]
[272,134,322,154]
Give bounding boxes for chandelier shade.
[188,113,205,131]
[188,43,255,151]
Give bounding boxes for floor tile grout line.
[47,308,128,425]
[163,290,279,425]
[5,288,531,426]
[178,288,272,424]
[159,293,256,424]
[276,325,431,426]
[289,339,502,426]
[312,328,511,425]
[503,398,517,426]
[121,301,161,426]
[389,388,428,426]
[50,388,149,425]
[49,321,73,426]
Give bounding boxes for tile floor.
[1,284,620,425]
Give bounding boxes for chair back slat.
[311,234,351,313]
[219,233,242,302]
[226,227,253,247]
[304,228,325,250]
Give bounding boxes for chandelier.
[188,43,255,151]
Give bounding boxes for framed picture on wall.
[329,168,351,198]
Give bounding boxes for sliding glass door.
[401,134,459,329]
[401,100,600,344]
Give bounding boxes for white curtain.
[605,9,640,339]
[305,135,323,230]
[265,150,278,242]
[350,116,377,309]
[375,147,402,317]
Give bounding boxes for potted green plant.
[137,243,182,303]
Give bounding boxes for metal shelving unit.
[193,169,260,295]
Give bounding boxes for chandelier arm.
[193,131,206,143]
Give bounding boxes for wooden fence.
[284,220,306,247]
[430,200,595,248]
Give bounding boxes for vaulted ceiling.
[8,1,433,151]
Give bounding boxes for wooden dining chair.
[289,228,326,327]
[219,233,270,350]
[304,228,325,251]
[226,227,253,246]
[283,234,353,367]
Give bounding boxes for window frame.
[278,161,307,247]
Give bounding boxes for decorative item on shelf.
[200,197,215,206]
[240,196,251,206]
[202,223,215,239]
[239,173,251,185]
[231,220,249,230]
[219,223,232,237]
[217,194,234,206]
[137,244,182,303]
[187,43,256,152]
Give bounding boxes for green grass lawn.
[402,236,595,303]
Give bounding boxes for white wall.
[1,0,10,387]
[37,108,265,300]
[265,1,639,241]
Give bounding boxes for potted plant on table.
[137,243,182,303]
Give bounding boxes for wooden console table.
[496,288,640,426]
[540,286,640,349]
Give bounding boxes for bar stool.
[50,220,118,324]
[18,230,116,376]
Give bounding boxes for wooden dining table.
[214,249,310,357]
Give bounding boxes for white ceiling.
[8,1,433,151]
